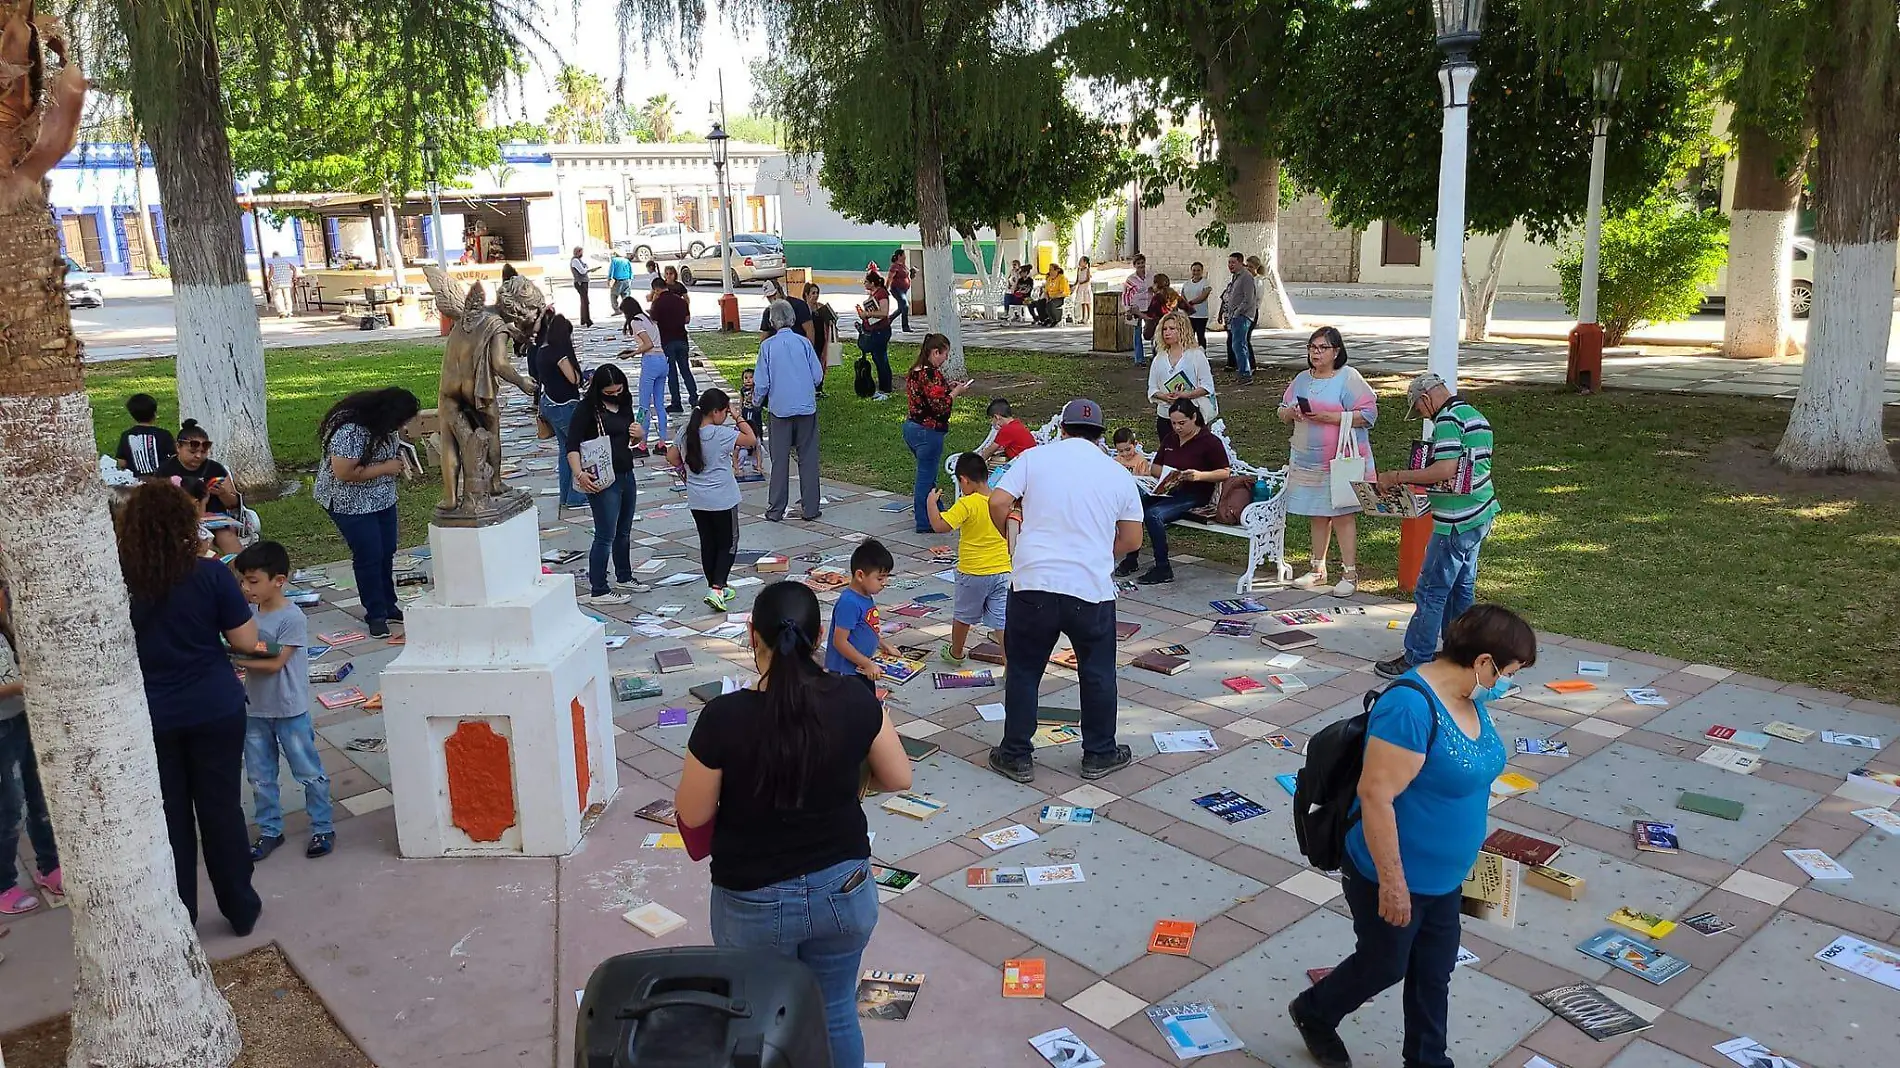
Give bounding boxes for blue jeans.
[0,717,58,893]
[894,289,911,331]
[901,420,946,533]
[664,338,697,409]
[1300,860,1461,1068]
[638,355,670,445]
[1228,315,1255,376]
[539,395,585,506]
[710,856,878,1068]
[1402,518,1492,666]
[1132,325,1146,366]
[1000,590,1120,761]
[328,505,399,624]
[244,714,333,836]
[585,474,638,595]
[1126,492,1201,572]
[859,328,893,393]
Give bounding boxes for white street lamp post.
[1427,0,1486,391]
[1567,60,1622,392]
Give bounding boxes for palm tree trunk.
[1725,121,1809,359]
[117,0,278,491]
[0,10,242,1065]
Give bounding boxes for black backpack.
[1291,677,1435,872]
[853,353,876,398]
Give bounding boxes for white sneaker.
[1294,568,1328,589]
[1332,569,1359,597]
[613,580,652,594]
[871,392,890,401]
[580,592,631,606]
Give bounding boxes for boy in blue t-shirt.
[825,538,899,690]
[231,541,335,861]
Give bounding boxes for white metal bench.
[948,412,1292,593]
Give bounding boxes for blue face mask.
[1471,660,1513,705]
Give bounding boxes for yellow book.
[1608,907,1677,939]
[1491,772,1539,797]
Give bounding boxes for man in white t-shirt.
[266,252,298,318]
[1179,261,1211,348]
[986,398,1143,783]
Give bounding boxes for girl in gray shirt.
[667,388,758,611]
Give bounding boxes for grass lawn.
[697,331,1900,705]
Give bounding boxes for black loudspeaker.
[575,947,833,1068]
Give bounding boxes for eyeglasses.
[181,440,212,450]
[1307,342,1337,352]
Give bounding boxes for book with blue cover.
[1576,929,1691,985]
[1275,772,1300,796]
[1192,790,1266,824]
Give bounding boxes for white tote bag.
[579,411,617,491]
[1329,416,1366,510]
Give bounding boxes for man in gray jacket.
[1217,251,1258,383]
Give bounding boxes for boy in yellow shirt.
[926,452,1011,664]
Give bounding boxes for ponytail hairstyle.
[908,333,950,375]
[683,388,731,475]
[747,581,838,807]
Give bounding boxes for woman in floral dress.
[1278,326,1378,595]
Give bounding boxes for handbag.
[826,339,843,367]
[1214,475,1257,524]
[1330,416,1367,510]
[578,410,617,491]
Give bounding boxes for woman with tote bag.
[1278,326,1378,595]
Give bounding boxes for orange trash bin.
[1397,514,1433,595]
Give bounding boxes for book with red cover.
[1002,959,1046,998]
[1545,679,1598,694]
[968,642,1006,665]
[1132,652,1190,676]
[316,686,367,709]
[1483,829,1562,867]
[1051,648,1079,670]
[1148,920,1197,956]
[1221,676,1267,694]
[1114,621,1142,641]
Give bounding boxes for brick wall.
[1136,187,1359,284]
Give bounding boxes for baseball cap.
[1060,398,1105,429]
[1406,372,1447,408]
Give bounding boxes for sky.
[502,0,765,131]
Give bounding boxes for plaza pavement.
[5,334,1898,1068]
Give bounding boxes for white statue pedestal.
[381,507,618,857]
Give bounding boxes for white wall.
[1356,222,1563,289]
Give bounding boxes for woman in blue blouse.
[1290,604,1535,1068]
[314,389,421,638]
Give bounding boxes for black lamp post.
[421,132,445,267]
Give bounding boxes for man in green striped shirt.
[1374,372,1500,678]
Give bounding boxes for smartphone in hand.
[1297,397,1312,415]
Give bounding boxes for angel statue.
[424,266,544,524]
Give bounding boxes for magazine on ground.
[1575,929,1691,985]
[1028,1027,1104,1068]
[1144,1003,1245,1060]
[1533,983,1653,1040]
[855,971,924,1021]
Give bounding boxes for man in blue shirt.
[607,251,634,307]
[755,299,826,522]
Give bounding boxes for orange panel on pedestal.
[570,697,591,815]
[444,721,517,842]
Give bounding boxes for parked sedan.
[730,232,785,254]
[64,255,105,308]
[678,242,787,286]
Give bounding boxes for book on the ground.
[1148,920,1197,956]
[689,678,741,703]
[1145,1002,1246,1060]
[1152,643,1192,657]
[1262,629,1319,651]
[1002,958,1046,999]
[1681,911,1735,936]
[1783,848,1852,880]
[1763,721,1815,742]
[1526,863,1586,900]
[1633,820,1680,853]
[639,832,685,849]
[1032,724,1081,748]
[1577,660,1611,677]
[1533,983,1654,1040]
[540,548,582,564]
[870,864,920,895]
[855,971,924,1021]
[1115,620,1142,640]
[1306,967,1334,984]
[1814,933,1900,992]
[1036,706,1082,726]
[317,630,367,646]
[1704,725,1771,750]
[1266,673,1308,694]
[309,661,354,685]
[1608,907,1678,939]
[656,708,689,727]
[1852,807,1900,833]
[1713,1037,1804,1068]
[1133,652,1191,676]
[1848,767,1900,795]
[1275,609,1331,626]
[1023,864,1086,885]
[614,673,664,702]
[1544,679,1598,694]
[1266,734,1299,751]
[1491,772,1539,797]
[1221,675,1267,695]
[394,569,429,587]
[1462,851,1511,906]
[287,589,322,607]
[967,642,1006,665]
[623,902,686,937]
[977,824,1040,851]
[1050,648,1079,671]
[881,792,945,821]
[1482,829,1562,867]
[966,867,1027,887]
[1461,853,1522,929]
[1209,619,1255,638]
[1028,1027,1104,1068]
[1822,730,1882,748]
[305,643,331,660]
[1153,730,1218,753]
[874,655,925,683]
[1039,805,1095,825]
[1677,791,1744,820]
[754,554,788,573]
[1192,790,1266,824]
[317,686,367,709]
[1209,598,1267,615]
[1623,687,1669,707]
[931,670,995,689]
[1514,738,1571,757]
[890,603,936,618]
[632,798,678,826]
[899,736,940,761]
[1576,929,1691,985]
[1275,772,1300,796]
[653,647,695,673]
[1697,745,1762,774]
[1266,652,1305,669]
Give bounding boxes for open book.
[1137,465,1192,497]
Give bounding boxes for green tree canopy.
[544,64,612,143]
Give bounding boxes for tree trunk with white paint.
[126,3,278,490]
[381,187,408,288]
[0,16,242,1065]
[1774,0,1899,475]
[1220,139,1299,330]
[913,123,965,377]
[1725,122,1809,359]
[1460,225,1514,342]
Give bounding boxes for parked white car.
[616,222,716,262]
[64,255,105,308]
[1702,236,1815,319]
[678,243,787,286]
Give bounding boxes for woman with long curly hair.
[313,387,420,638]
[116,481,262,934]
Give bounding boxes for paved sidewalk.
[5,333,1896,1068]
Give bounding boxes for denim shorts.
[954,571,1010,629]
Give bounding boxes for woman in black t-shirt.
[532,314,586,508]
[564,363,640,606]
[155,420,241,517]
[677,581,911,1068]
